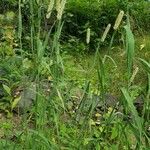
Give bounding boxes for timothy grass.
[0,1,150,150]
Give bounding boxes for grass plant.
[0,0,150,149]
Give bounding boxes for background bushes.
[63,0,150,48]
[0,0,150,54]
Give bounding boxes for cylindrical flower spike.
[113,10,124,30]
[101,24,111,42]
[86,28,91,44]
[56,0,66,20]
[46,0,55,19]
[56,0,61,13]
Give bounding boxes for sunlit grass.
[64,34,150,94]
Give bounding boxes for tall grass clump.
[120,10,150,149]
[11,0,67,149]
[85,8,150,149]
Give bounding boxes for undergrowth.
[0,0,150,150]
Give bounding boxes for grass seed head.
[46,0,55,19]
[113,10,124,30]
[129,66,139,84]
[86,28,91,44]
[101,24,111,42]
[56,0,66,20]
[56,0,61,11]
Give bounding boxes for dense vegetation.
[0,0,150,149]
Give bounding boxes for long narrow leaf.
[138,58,150,74]
[121,87,143,144]
[124,13,135,85]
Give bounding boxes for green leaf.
[138,58,150,74]
[124,13,135,83]
[121,88,143,140]
[111,127,118,140]
[2,84,11,95]
[11,96,21,110]
[95,143,100,150]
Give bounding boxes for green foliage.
[64,0,150,50]
[0,11,17,56]
[62,36,87,55]
[0,0,18,13]
[129,1,150,32]
[0,0,150,149]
